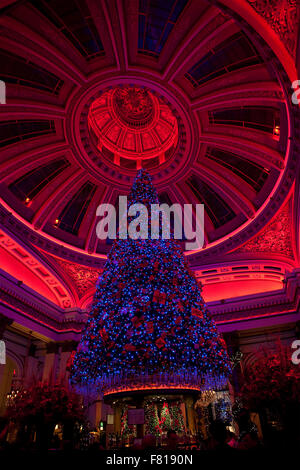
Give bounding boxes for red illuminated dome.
[0,0,298,303]
[88,86,178,170]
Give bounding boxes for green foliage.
[170,403,185,433]
[145,402,161,436]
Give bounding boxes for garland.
[120,405,136,437]
[169,402,185,434]
[145,402,161,436]
[145,400,185,435]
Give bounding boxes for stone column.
[184,395,196,435]
[134,398,144,439]
[180,401,187,428]
[23,342,38,388]
[87,399,102,428]
[114,402,122,435]
[42,342,59,382]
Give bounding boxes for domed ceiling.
[88,86,178,170]
[0,0,297,279]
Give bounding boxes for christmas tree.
[170,403,185,434]
[145,402,161,436]
[160,402,172,432]
[70,170,231,394]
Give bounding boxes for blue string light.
[70,170,231,394]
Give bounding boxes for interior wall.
[0,356,17,415]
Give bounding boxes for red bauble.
[146,321,154,334]
[153,290,166,304]
[99,328,109,342]
[156,337,166,349]
[131,315,144,327]
[154,261,160,271]
[124,344,136,351]
[191,307,203,319]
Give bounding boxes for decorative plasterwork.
[209,269,300,321]
[88,86,179,171]
[247,0,300,57]
[196,263,284,285]
[1,268,299,339]
[0,270,86,337]
[50,256,101,299]
[233,201,294,258]
[73,77,190,188]
[0,230,73,308]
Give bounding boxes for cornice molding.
[0,268,299,339]
[246,0,300,58]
